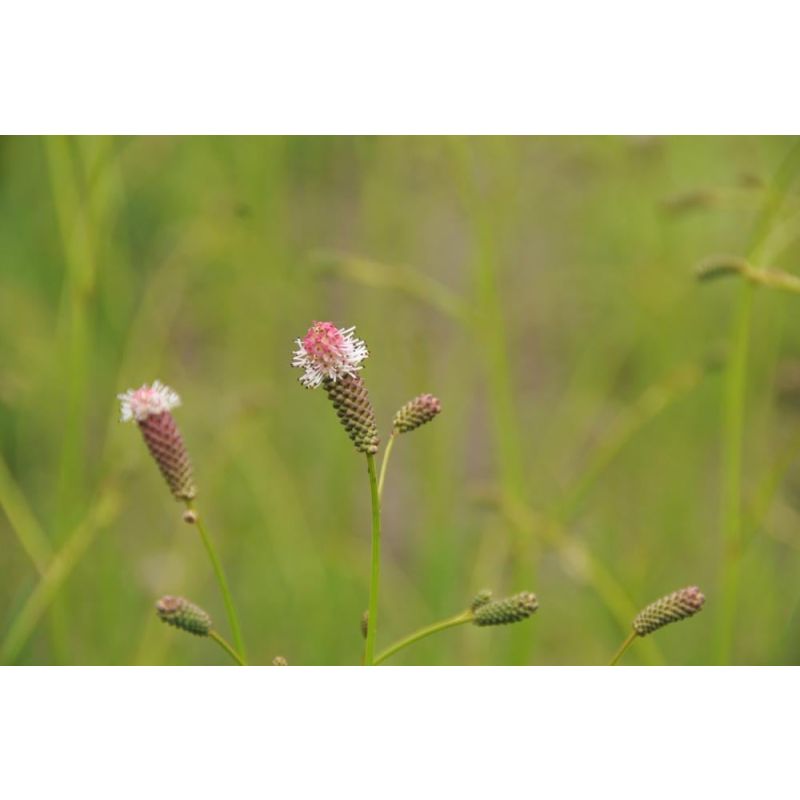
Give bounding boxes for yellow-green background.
[2,136,800,665]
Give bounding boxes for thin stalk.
[449,139,530,665]
[186,502,246,661]
[497,492,664,665]
[46,135,96,664]
[364,454,382,666]
[609,630,637,666]
[377,430,397,500]
[374,611,473,665]
[209,630,246,666]
[558,363,705,521]
[716,284,753,664]
[716,139,800,664]
[1,490,118,664]
[0,451,53,574]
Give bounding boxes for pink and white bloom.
[118,380,196,500]
[292,321,369,388]
[118,380,181,422]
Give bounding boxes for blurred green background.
[2,136,800,665]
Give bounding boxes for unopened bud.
[470,589,493,612]
[632,586,705,637]
[393,394,442,433]
[472,592,538,627]
[156,595,212,636]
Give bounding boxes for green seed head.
[472,591,538,627]
[393,394,442,434]
[470,589,493,612]
[323,374,379,455]
[633,586,705,637]
[156,595,212,637]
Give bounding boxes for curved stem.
[609,630,638,666]
[209,630,246,666]
[377,431,397,501]
[186,502,246,661]
[374,611,473,665]
[364,454,381,665]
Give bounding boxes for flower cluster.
[393,394,442,434]
[156,595,212,636]
[118,381,196,501]
[472,592,539,627]
[632,586,705,637]
[292,321,369,389]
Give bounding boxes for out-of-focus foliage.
[1,136,800,665]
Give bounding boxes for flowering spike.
[632,586,705,636]
[156,596,212,637]
[472,592,538,627]
[118,381,196,500]
[292,321,369,389]
[272,656,288,666]
[470,589,493,612]
[324,374,379,455]
[393,394,442,433]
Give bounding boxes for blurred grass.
[2,135,800,664]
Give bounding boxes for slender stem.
[374,611,473,665]
[209,630,246,666]
[609,630,638,666]
[716,284,752,664]
[377,431,397,501]
[0,450,53,574]
[186,502,246,661]
[1,490,118,664]
[715,141,800,665]
[364,454,381,666]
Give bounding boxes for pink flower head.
[118,380,181,422]
[292,321,369,388]
[117,380,196,500]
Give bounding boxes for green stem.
[715,140,800,665]
[0,451,53,574]
[717,284,752,664]
[609,630,638,666]
[1,490,118,664]
[209,630,246,665]
[374,611,473,665]
[186,502,246,661]
[364,454,381,666]
[377,431,397,501]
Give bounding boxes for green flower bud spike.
[156,595,211,636]
[372,589,539,664]
[393,394,442,434]
[156,595,245,665]
[470,589,493,612]
[324,374,380,455]
[610,586,706,665]
[472,592,539,627]
[633,585,705,636]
